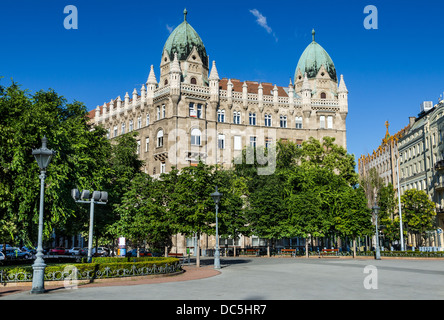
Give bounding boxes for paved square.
[1,257,443,300]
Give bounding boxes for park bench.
[167,252,185,265]
[244,249,259,256]
[281,249,296,257]
[320,249,339,257]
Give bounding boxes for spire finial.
[312,29,315,42]
[184,8,187,21]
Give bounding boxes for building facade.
[358,121,409,190]
[88,10,349,254]
[398,98,444,247]
[359,97,444,249]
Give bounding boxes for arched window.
[320,92,326,99]
[191,128,201,146]
[157,130,164,147]
[190,77,197,85]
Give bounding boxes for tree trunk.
[305,236,309,258]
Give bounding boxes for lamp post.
[373,201,381,260]
[210,186,222,269]
[71,189,108,263]
[31,136,55,294]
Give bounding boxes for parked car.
[21,246,36,255]
[68,247,86,256]
[5,248,31,259]
[126,249,154,257]
[0,252,5,261]
[91,247,108,257]
[49,247,66,255]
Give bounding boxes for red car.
[49,247,66,255]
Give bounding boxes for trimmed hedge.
[0,257,181,282]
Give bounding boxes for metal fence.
[0,262,181,284]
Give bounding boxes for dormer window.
[320,92,326,99]
[190,77,197,85]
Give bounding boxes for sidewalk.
[0,265,220,297]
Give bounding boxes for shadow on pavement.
[184,257,253,268]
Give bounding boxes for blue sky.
[1,0,443,166]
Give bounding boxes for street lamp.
[373,201,381,260]
[210,186,222,269]
[71,188,108,263]
[31,136,56,294]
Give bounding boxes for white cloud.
[249,9,278,42]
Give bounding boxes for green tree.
[333,186,372,256]
[0,80,111,247]
[401,189,436,247]
[113,173,173,253]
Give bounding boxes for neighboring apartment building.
[88,10,349,254]
[398,98,444,247]
[358,121,409,190]
[360,97,444,248]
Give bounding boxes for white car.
[68,247,85,256]
[91,247,108,256]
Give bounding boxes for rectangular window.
[296,139,303,148]
[162,105,166,118]
[137,117,142,129]
[146,113,150,126]
[189,103,196,117]
[265,114,272,127]
[320,116,325,129]
[250,136,257,148]
[249,112,256,126]
[136,140,140,154]
[295,117,303,129]
[265,137,273,149]
[280,115,287,128]
[113,126,118,137]
[234,135,242,150]
[121,123,125,134]
[233,111,241,124]
[197,104,202,118]
[157,106,160,120]
[218,110,225,123]
[160,162,166,174]
[145,137,149,152]
[129,120,133,132]
[218,134,225,149]
[327,116,333,129]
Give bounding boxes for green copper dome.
[295,30,337,82]
[163,9,208,68]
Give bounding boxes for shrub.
[0,257,181,283]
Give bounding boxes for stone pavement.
[1,256,444,300]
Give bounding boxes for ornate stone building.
[88,10,349,254]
